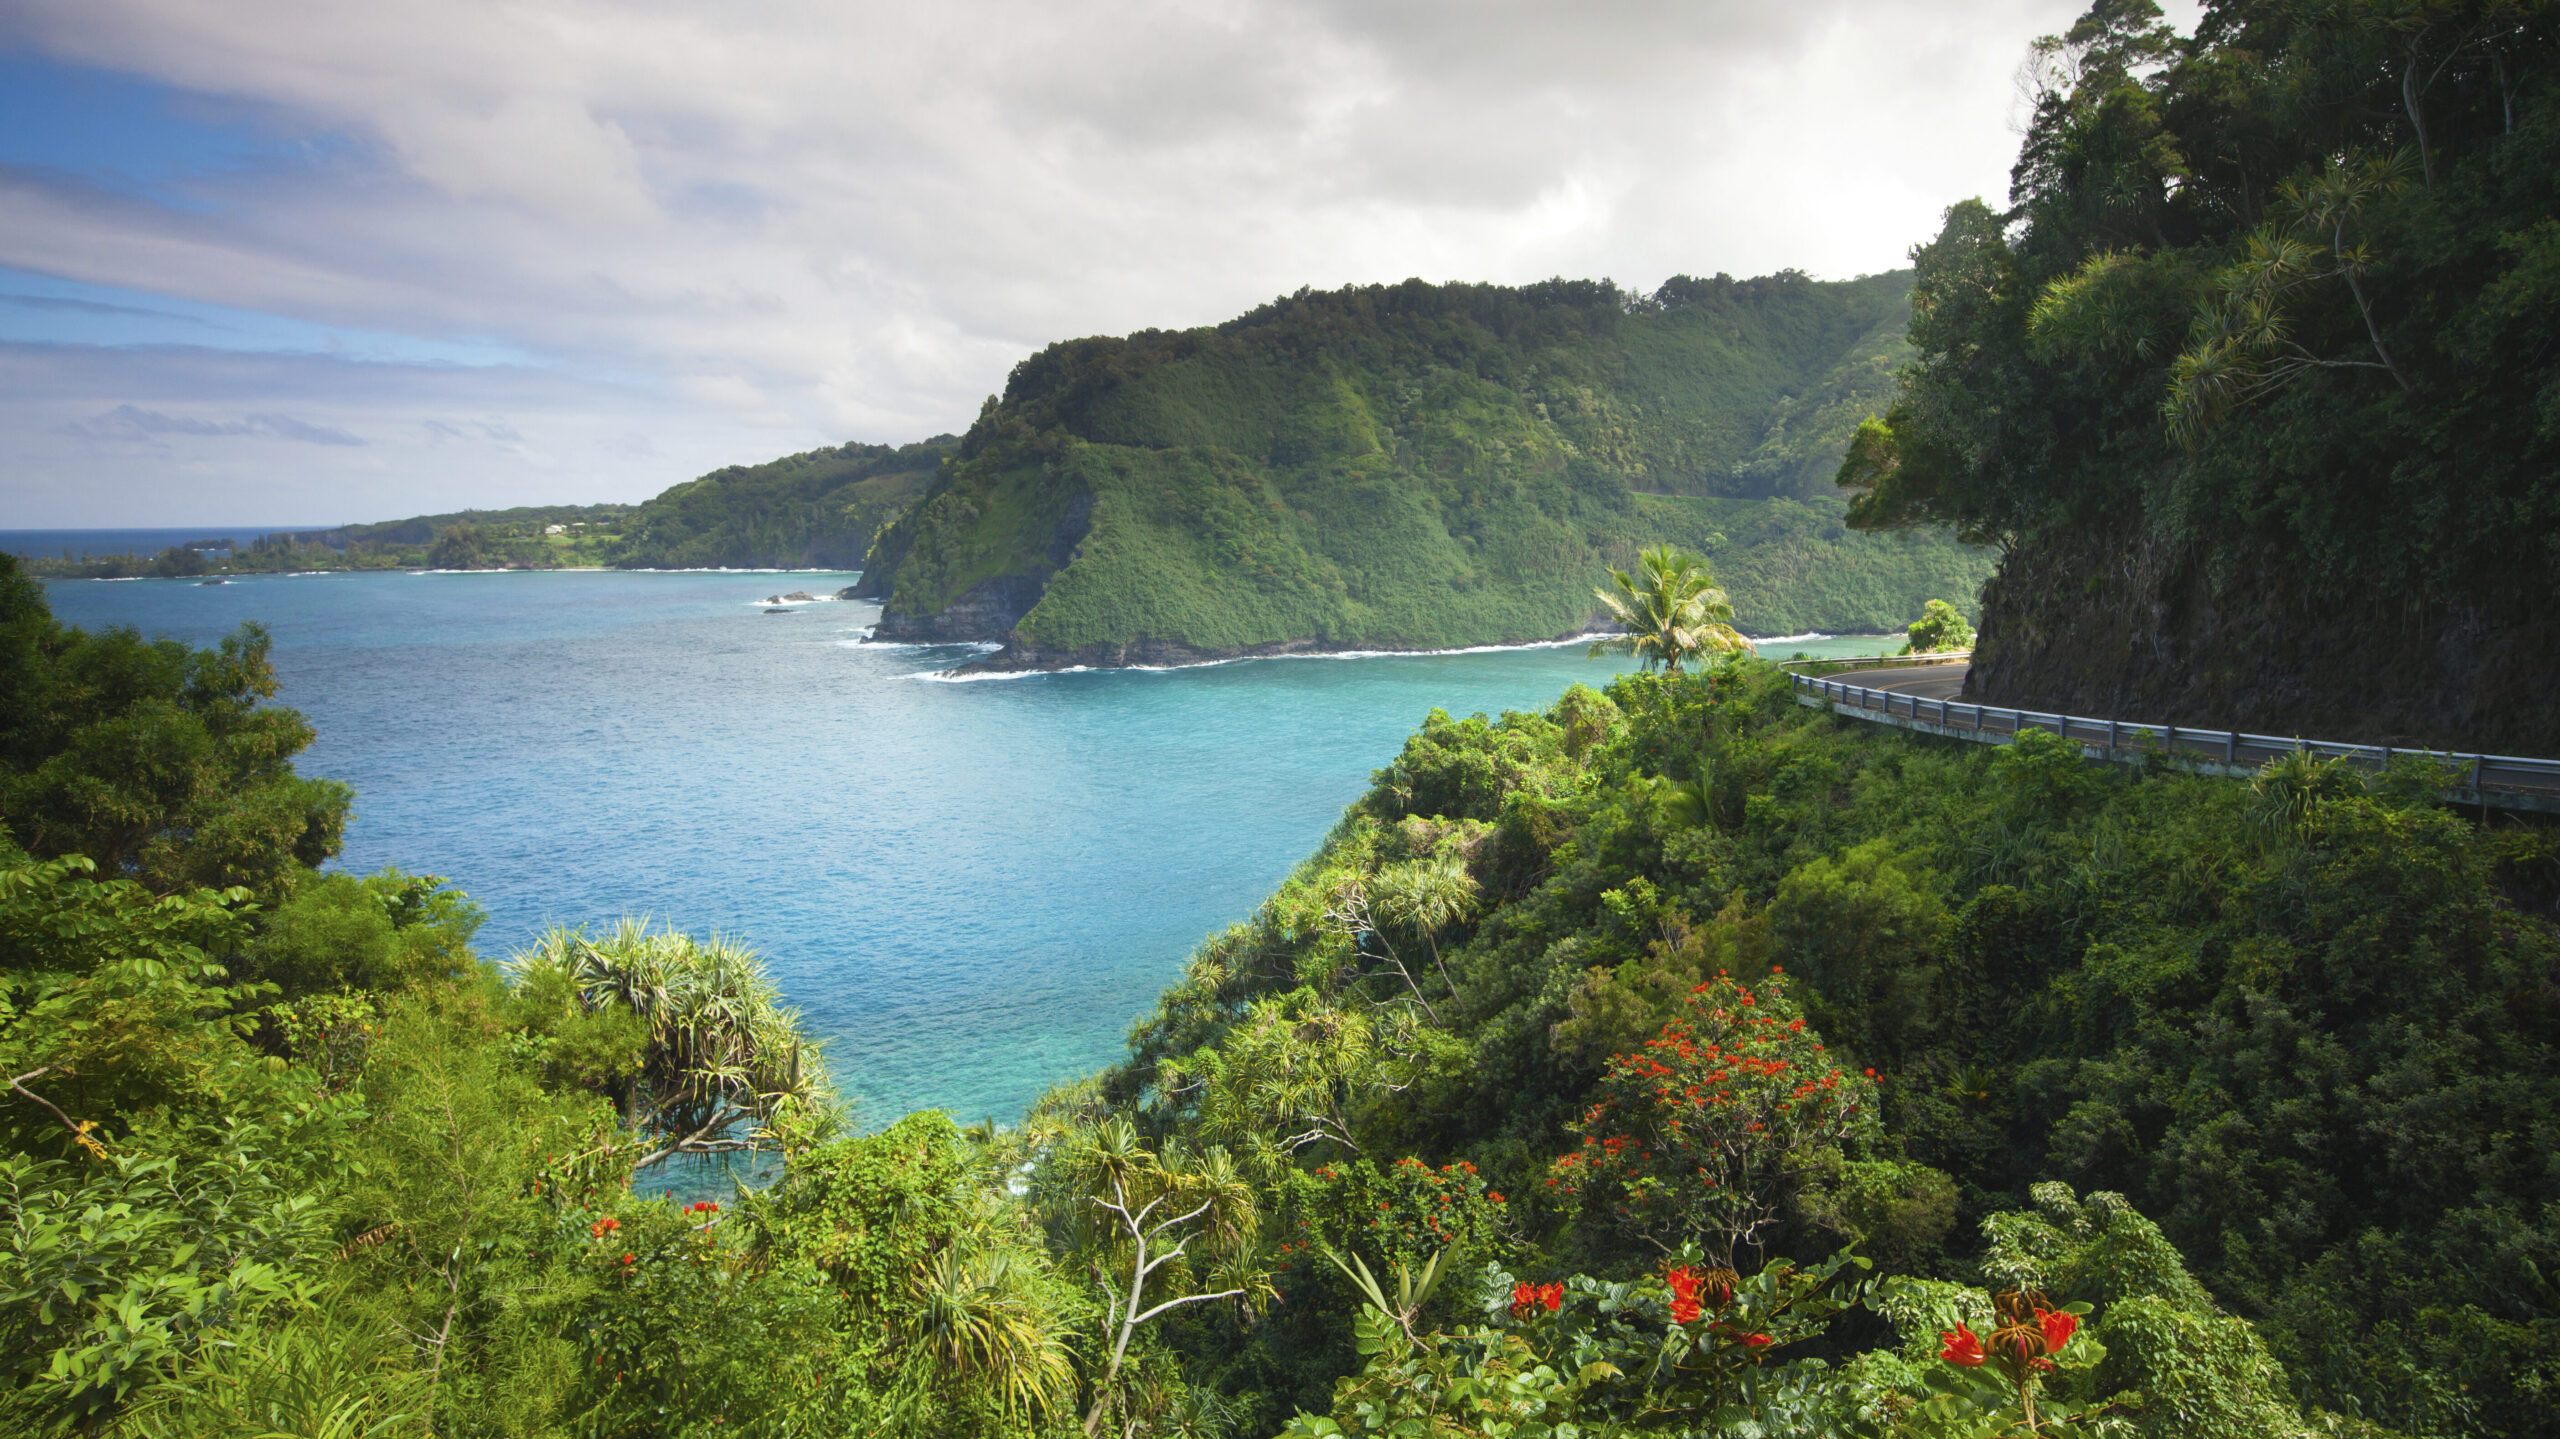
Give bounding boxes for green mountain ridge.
[35,274,1989,661]
[855,270,1993,666]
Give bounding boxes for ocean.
[2,527,326,559]
[34,568,1899,1125]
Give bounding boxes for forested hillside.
[11,545,2553,1437]
[856,271,1994,666]
[607,438,950,569]
[1841,0,2560,752]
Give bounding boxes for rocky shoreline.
[936,626,1623,675]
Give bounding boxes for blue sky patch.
[0,267,537,368]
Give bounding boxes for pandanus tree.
[1036,1117,1268,1437]
[906,1243,1077,1421]
[1155,992,1433,1180]
[508,920,826,1170]
[1589,545,1751,674]
[1321,856,1482,1023]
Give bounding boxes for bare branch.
[1127,1287,1248,1328]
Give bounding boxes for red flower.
[589,1216,621,1238]
[1538,1282,1564,1312]
[1487,1192,1504,1204]
[1511,1281,1538,1317]
[1743,1333,1771,1347]
[1940,1324,1987,1366]
[2039,1308,2079,1354]
[620,1253,636,1266]
[1666,1266,1705,1325]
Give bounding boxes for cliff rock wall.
[1969,530,2560,756]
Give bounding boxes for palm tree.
[1590,545,1751,673]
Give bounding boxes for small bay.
[37,568,1895,1125]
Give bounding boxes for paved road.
[1840,664,1967,701]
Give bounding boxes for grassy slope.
[866,272,1991,655]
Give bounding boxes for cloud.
[0,342,773,525]
[422,416,522,443]
[0,0,2206,522]
[0,292,224,326]
[64,401,365,445]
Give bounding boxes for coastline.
[913,627,1884,680]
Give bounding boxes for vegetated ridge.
[1841,1,2560,754]
[854,270,1994,669]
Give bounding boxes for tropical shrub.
[1898,600,1973,655]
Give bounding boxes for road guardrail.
[1788,666,2560,814]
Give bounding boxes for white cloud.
[0,0,2198,524]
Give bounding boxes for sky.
[0,0,2191,527]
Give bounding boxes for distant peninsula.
[26,438,954,579]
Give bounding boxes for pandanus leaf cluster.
[508,920,827,1169]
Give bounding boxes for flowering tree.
[1548,968,1877,1267]
[1275,1247,1868,1437]
[1276,1154,1511,1333]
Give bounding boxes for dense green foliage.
[1104,658,2558,1435]
[10,533,2557,1437]
[1840,0,2560,746]
[608,439,950,570]
[0,559,346,902]
[1898,601,1974,655]
[860,272,1993,659]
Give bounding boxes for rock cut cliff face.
[1967,528,2560,757]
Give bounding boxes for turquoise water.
[37,570,1898,1125]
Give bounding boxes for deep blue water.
[3,527,321,559]
[38,569,1895,1125]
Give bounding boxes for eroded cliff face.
[860,483,1093,641]
[1967,530,2560,756]
[867,573,1052,643]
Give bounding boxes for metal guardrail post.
[1792,654,2555,809]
